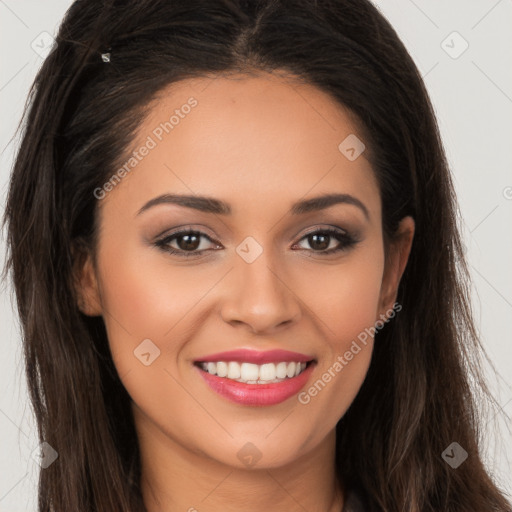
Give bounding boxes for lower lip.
[195,362,315,406]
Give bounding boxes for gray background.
[1,1,511,509]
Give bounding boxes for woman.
[3,0,511,510]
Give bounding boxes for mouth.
[194,360,314,384]
[193,349,317,406]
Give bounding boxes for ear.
[377,216,415,318]
[72,241,103,317]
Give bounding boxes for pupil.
[178,233,200,251]
[310,233,329,250]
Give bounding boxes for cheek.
[292,243,384,423]
[94,238,222,372]
[296,242,385,345]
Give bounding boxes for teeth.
[241,362,259,381]
[216,361,228,378]
[198,361,309,384]
[259,363,276,381]
[276,362,288,378]
[228,361,241,379]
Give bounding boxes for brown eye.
[155,229,221,257]
[175,232,201,251]
[293,228,358,255]
[306,232,331,251]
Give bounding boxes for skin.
[76,71,414,512]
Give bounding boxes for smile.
[193,349,316,406]
[197,360,310,383]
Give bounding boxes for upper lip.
[194,349,315,364]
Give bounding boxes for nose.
[220,251,302,335]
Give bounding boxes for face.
[77,72,414,471]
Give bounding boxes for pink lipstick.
[195,348,313,364]
[194,349,316,406]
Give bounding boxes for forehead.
[101,72,380,221]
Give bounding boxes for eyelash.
[154,227,359,258]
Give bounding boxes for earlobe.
[378,216,415,317]
[72,243,103,317]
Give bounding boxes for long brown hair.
[3,0,511,510]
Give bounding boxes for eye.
[292,227,358,255]
[154,226,358,259]
[155,229,221,257]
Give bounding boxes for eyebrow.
[137,192,369,219]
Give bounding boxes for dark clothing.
[342,486,370,512]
